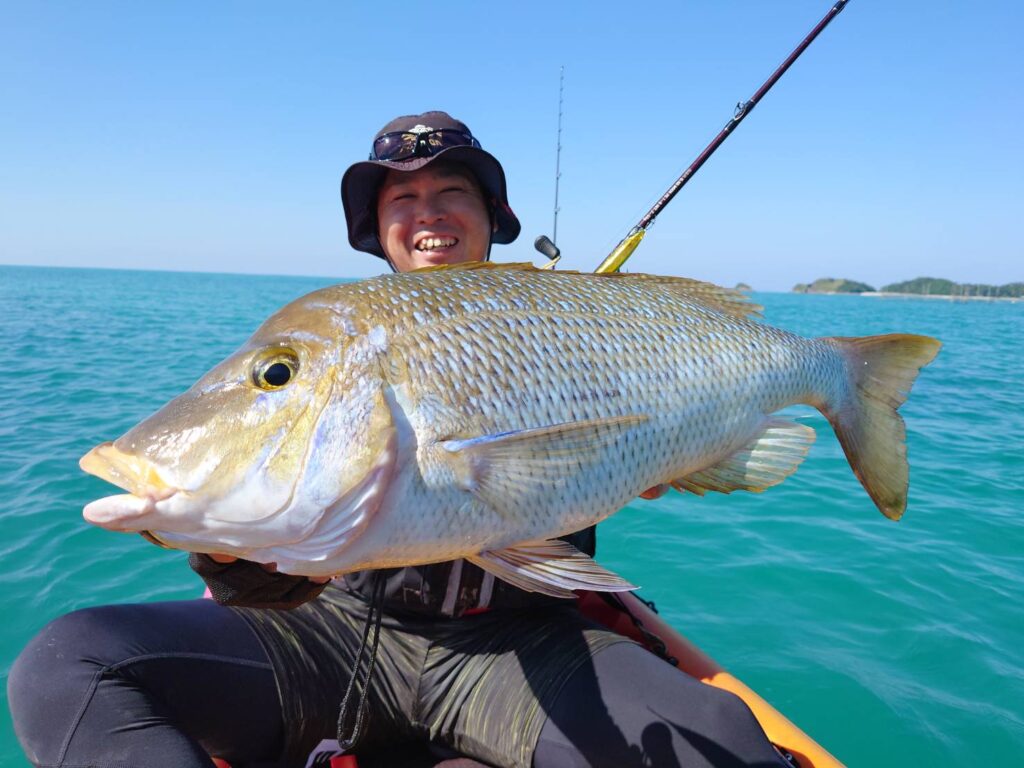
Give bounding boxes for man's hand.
[206,553,331,583]
[207,553,242,564]
[190,553,332,609]
[639,484,670,500]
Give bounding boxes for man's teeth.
[416,237,457,251]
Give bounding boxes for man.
[10,111,788,768]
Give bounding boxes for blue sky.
[2,1,1020,291]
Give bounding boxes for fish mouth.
[80,442,179,530]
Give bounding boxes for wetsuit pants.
[8,598,787,768]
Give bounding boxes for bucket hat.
[341,111,521,259]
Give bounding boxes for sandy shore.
[859,291,1021,303]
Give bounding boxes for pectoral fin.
[440,414,647,510]
[468,540,637,597]
[672,418,816,496]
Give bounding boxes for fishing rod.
[553,65,565,247]
[536,66,566,269]
[591,0,851,274]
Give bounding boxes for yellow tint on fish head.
[92,290,368,529]
[111,339,334,525]
[81,283,406,567]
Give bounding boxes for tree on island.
[881,277,955,295]
[789,276,1021,298]
[791,278,875,294]
[881,278,1023,298]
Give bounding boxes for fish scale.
[79,263,940,595]
[306,270,844,559]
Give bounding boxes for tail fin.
[824,334,941,520]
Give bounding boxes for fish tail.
[823,333,941,520]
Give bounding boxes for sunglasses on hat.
[370,127,482,162]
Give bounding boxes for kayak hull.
[578,591,843,768]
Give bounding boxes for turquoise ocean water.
[1,265,1022,766]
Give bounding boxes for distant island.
[878,277,1023,298]
[735,282,753,292]
[791,276,1023,299]
[792,277,874,294]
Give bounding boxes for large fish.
[80,263,940,596]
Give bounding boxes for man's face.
[376,164,494,273]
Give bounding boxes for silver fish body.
[80,264,940,595]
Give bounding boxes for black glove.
[188,553,329,610]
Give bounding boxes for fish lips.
[80,442,179,531]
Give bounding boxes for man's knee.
[700,685,762,729]
[12,608,114,690]
[9,608,125,764]
[653,684,783,767]
[14,604,141,677]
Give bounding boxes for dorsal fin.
[409,261,541,274]
[600,273,762,319]
[408,262,760,319]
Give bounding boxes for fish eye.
[253,351,299,390]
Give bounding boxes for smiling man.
[341,112,520,272]
[374,163,494,269]
[9,111,788,768]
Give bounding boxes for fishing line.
[336,571,387,752]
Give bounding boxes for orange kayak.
[577,591,843,768]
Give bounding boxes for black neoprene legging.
[8,600,282,768]
[8,599,787,768]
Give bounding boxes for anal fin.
[672,418,816,496]
[467,539,637,598]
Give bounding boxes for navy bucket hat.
[341,111,521,259]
